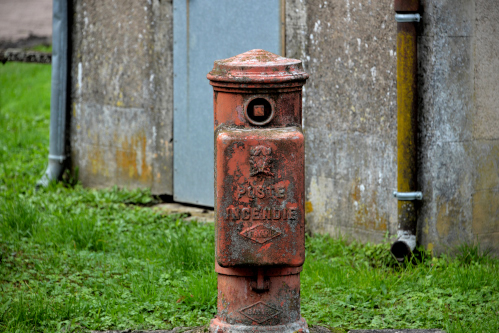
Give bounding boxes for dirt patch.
[153,203,214,223]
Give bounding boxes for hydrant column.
[207,49,309,333]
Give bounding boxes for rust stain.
[139,133,152,182]
[397,28,417,193]
[87,134,109,176]
[116,132,152,182]
[396,23,418,240]
[116,136,139,179]
[305,201,313,214]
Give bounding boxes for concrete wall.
[288,0,499,255]
[70,0,173,195]
[287,0,398,243]
[417,0,499,255]
[68,0,498,255]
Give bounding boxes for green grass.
[302,236,498,332]
[1,59,498,333]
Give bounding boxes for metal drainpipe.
[37,0,69,187]
[391,0,423,261]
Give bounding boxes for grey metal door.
[173,0,284,206]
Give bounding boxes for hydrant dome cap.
[207,49,309,83]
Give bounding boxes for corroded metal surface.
[216,128,305,267]
[393,0,419,260]
[394,0,419,13]
[209,49,308,332]
[207,49,308,84]
[216,274,301,326]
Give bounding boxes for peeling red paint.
[209,49,309,332]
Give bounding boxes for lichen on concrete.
[70,0,173,195]
[288,0,398,243]
[68,0,499,255]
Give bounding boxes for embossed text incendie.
[207,49,309,333]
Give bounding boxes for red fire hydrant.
[207,49,309,333]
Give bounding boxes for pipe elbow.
[36,159,66,188]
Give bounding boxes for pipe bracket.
[395,13,421,23]
[393,191,423,201]
[48,154,67,163]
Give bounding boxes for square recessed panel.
[215,128,305,267]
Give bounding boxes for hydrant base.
[209,317,309,333]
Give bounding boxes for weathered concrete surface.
[417,0,499,256]
[70,0,173,194]
[474,2,499,140]
[68,0,499,255]
[469,0,499,252]
[287,0,498,255]
[416,0,475,256]
[287,0,398,243]
[285,0,308,63]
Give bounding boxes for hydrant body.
[208,49,309,333]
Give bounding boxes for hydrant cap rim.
[207,49,309,83]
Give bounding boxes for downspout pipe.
[37,0,69,187]
[391,0,423,261]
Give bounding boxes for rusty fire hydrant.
[207,49,309,333]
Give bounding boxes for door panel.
[173,0,283,206]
